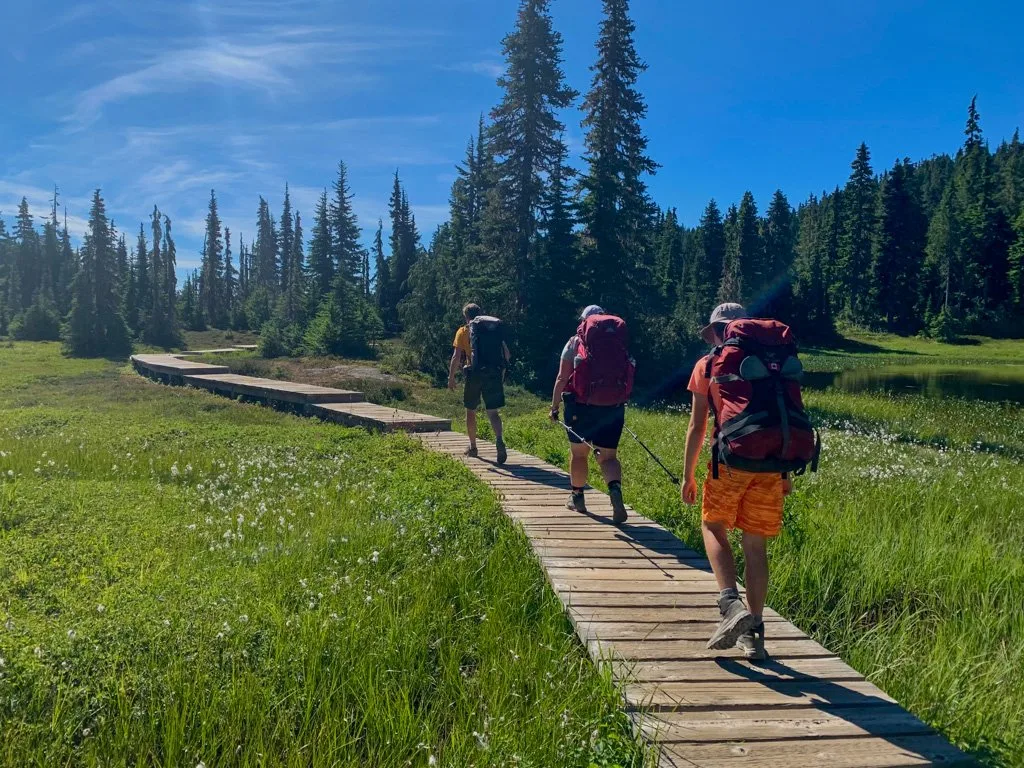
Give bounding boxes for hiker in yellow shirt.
[448,303,510,463]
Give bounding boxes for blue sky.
[1,0,1021,280]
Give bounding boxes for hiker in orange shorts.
[681,303,794,661]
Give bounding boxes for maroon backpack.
[568,314,635,406]
[706,318,819,478]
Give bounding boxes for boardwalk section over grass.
[132,353,450,432]
[130,354,968,766]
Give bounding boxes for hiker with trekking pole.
[681,303,820,660]
[549,305,635,525]
[449,303,510,465]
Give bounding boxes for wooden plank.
[567,607,783,624]
[544,561,712,573]
[312,402,451,433]
[574,621,807,642]
[637,705,935,743]
[616,657,867,684]
[589,638,831,662]
[132,354,229,376]
[185,373,364,404]
[659,734,967,768]
[553,579,721,594]
[548,567,717,582]
[625,680,896,710]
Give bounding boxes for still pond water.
[803,365,1024,405]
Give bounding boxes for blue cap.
[580,304,604,320]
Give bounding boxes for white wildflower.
[96,604,106,614]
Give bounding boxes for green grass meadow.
[0,343,650,768]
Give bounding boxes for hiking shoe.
[566,493,588,513]
[707,597,757,650]
[737,622,767,661]
[609,485,627,525]
[495,438,507,465]
[463,445,479,459]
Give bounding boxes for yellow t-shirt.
[453,326,472,363]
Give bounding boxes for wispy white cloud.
[441,60,504,79]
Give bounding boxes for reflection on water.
[803,366,1024,404]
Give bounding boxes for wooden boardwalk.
[131,354,968,766]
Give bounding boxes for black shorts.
[564,400,625,450]
[463,368,505,410]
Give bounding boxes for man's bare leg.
[741,532,769,620]
[466,409,478,454]
[702,521,738,591]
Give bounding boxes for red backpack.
[568,314,635,406]
[706,318,820,478]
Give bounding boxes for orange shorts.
[701,465,784,537]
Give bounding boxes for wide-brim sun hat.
[700,302,746,344]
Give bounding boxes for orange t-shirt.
[687,354,712,397]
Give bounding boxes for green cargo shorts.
[463,367,505,410]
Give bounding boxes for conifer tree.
[252,197,279,292]
[372,219,389,310]
[199,189,224,327]
[729,191,762,306]
[792,195,834,339]
[838,143,876,323]
[871,159,926,331]
[132,224,149,333]
[1008,209,1024,316]
[760,190,795,317]
[330,161,363,284]
[279,211,305,324]
[308,189,334,301]
[718,204,741,302]
[56,218,76,314]
[488,0,577,313]
[223,227,236,322]
[12,198,39,312]
[279,184,294,295]
[654,209,684,310]
[682,199,725,326]
[578,0,657,311]
[65,190,132,357]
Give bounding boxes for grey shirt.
[560,336,578,364]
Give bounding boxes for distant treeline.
[2,0,1022,379]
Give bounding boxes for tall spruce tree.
[199,189,224,327]
[838,142,876,323]
[65,190,132,357]
[488,0,577,314]
[577,0,657,312]
[792,195,834,340]
[252,197,279,292]
[760,190,796,317]
[330,161,363,284]
[132,224,149,333]
[373,218,389,311]
[308,189,334,301]
[682,199,725,327]
[223,227,236,322]
[871,159,926,332]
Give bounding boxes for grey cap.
[700,302,746,343]
[580,304,604,320]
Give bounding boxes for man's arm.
[447,348,464,391]
[549,356,573,419]
[681,391,710,504]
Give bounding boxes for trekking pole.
[623,425,680,485]
[554,419,601,456]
